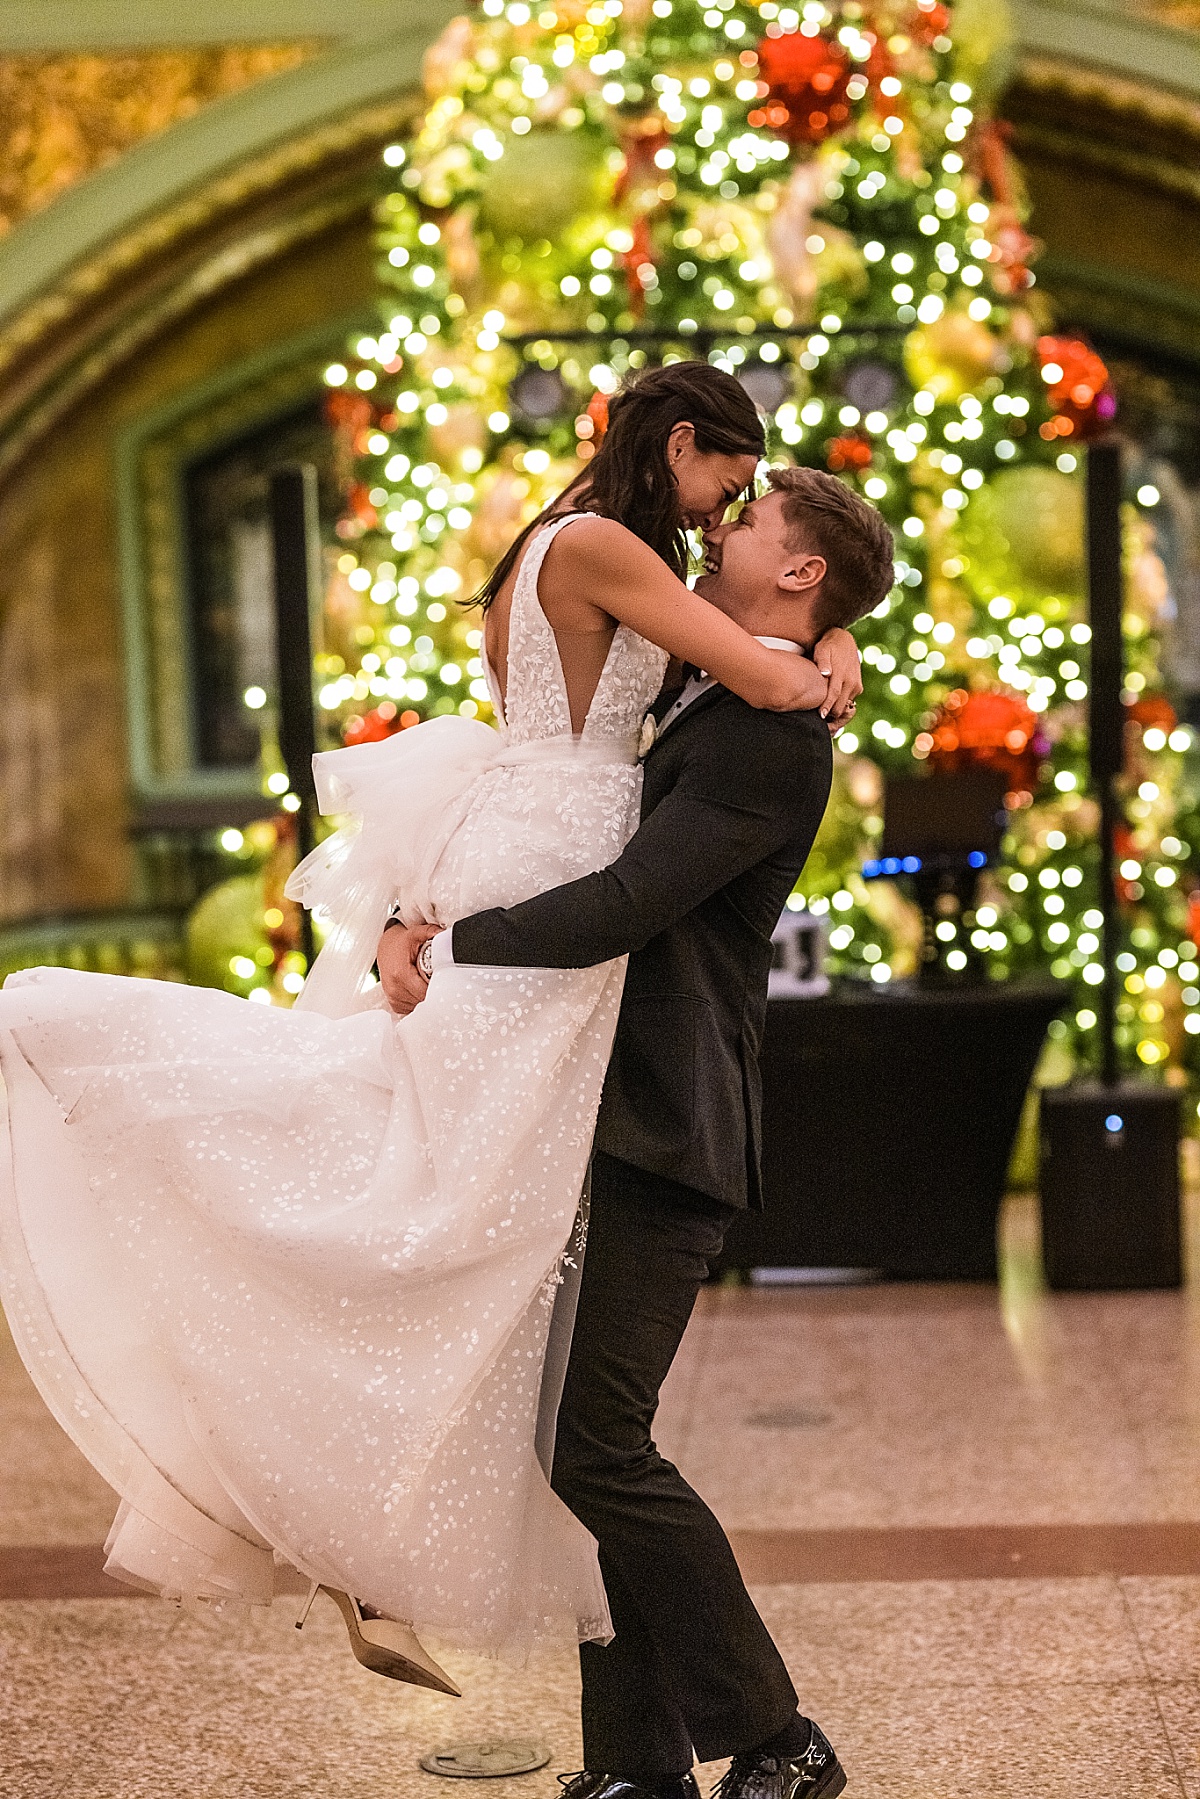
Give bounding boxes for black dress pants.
[550,1152,798,1781]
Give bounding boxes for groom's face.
[694,491,825,625]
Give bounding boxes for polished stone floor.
[4,1194,1200,1797]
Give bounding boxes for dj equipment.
[1037,440,1182,1290]
[1040,1083,1182,1289]
[864,769,1008,982]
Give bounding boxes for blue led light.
[968,850,987,869]
[863,859,880,878]
[902,856,922,873]
[881,857,901,875]
[1105,1114,1124,1133]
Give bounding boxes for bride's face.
[665,422,759,531]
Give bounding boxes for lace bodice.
[494,513,669,747]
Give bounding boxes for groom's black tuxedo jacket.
[452,685,833,1212]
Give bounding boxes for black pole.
[1086,440,1124,1089]
[269,464,319,971]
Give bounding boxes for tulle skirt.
[0,722,642,1655]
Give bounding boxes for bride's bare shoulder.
[544,513,656,571]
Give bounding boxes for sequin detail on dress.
[0,514,668,1657]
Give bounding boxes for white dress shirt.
[654,634,804,742]
[428,635,807,971]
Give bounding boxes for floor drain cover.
[420,1741,552,1779]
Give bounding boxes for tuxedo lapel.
[649,681,726,748]
[651,682,684,725]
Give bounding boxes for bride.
[0,363,857,1689]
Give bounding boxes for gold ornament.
[186,873,271,992]
[684,196,766,265]
[478,130,614,243]
[904,311,1002,400]
[962,465,1085,593]
[949,0,1016,101]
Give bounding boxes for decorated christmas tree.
[294,0,1199,1081]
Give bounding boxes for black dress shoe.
[557,1773,701,1799]
[711,1721,846,1799]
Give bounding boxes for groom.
[381,467,894,1799]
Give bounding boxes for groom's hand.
[377,922,441,1016]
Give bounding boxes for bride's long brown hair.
[473,360,765,609]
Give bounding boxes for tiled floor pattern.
[5,1192,1200,1797]
[4,1577,1200,1798]
[7,1523,1200,1602]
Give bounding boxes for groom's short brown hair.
[766,465,895,631]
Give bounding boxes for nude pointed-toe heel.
[295,1582,461,1695]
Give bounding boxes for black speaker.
[1039,1083,1182,1289]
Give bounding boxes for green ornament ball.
[186,873,269,991]
[963,464,1084,594]
[478,130,614,243]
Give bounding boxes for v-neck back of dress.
[488,513,668,748]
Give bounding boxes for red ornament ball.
[826,433,872,472]
[754,30,851,145]
[344,702,402,745]
[924,687,1044,801]
[1036,335,1115,442]
[1125,692,1177,736]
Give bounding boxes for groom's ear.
[778,552,826,594]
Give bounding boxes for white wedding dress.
[0,513,667,1656]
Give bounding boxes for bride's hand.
[813,626,863,721]
[377,922,440,1015]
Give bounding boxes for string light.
[285,0,1197,1058]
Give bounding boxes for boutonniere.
[638,711,658,761]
